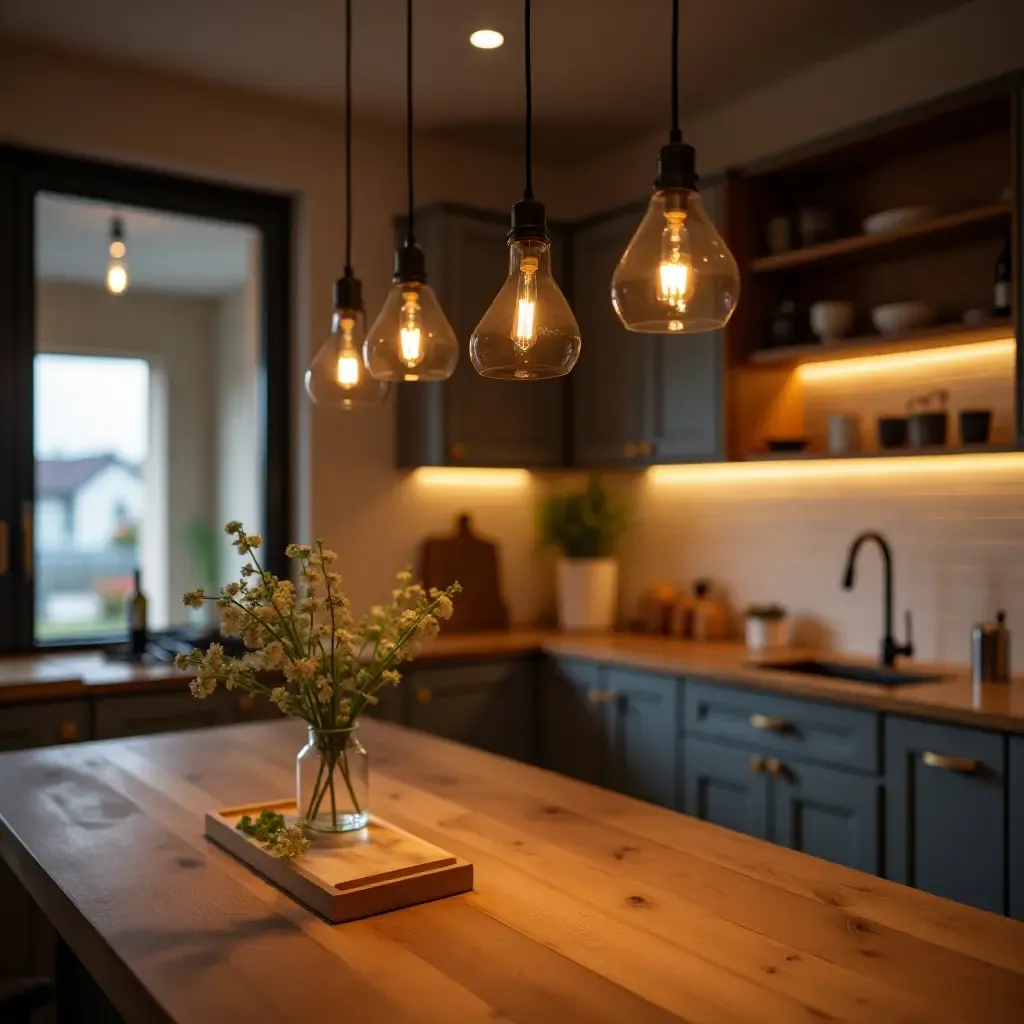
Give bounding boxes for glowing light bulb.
[612,188,739,334]
[470,236,580,380]
[106,262,128,295]
[305,299,388,410]
[365,263,459,382]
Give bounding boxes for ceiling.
[0,0,964,160]
[36,193,255,296]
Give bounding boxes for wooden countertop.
[3,632,1024,733]
[1,719,1021,1023]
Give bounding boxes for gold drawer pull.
[624,442,638,458]
[237,695,255,713]
[922,751,978,773]
[765,757,784,776]
[587,688,616,704]
[416,687,432,704]
[637,441,653,456]
[60,721,80,742]
[750,713,786,732]
[749,755,765,774]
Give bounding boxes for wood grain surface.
[1,719,1022,1023]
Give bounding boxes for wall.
[1,39,549,621]
[35,279,217,627]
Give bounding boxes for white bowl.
[810,301,855,341]
[871,302,936,336]
[862,207,935,235]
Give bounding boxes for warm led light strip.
[410,468,531,488]
[797,338,1015,383]
[647,451,1024,485]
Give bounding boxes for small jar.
[296,724,369,832]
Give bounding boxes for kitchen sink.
[753,658,946,686]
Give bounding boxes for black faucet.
[842,531,913,668]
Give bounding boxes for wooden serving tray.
[205,799,473,923]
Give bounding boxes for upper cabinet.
[395,204,566,468]
[570,183,726,468]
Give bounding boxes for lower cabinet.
[683,737,769,840]
[886,716,1007,914]
[401,657,536,764]
[544,660,679,808]
[0,698,90,751]
[94,688,240,739]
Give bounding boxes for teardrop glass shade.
[364,281,459,382]
[304,308,389,410]
[470,239,581,380]
[611,188,740,334]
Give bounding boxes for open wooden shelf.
[745,444,1019,463]
[745,320,1014,369]
[749,203,1011,274]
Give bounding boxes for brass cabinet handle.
[637,441,653,457]
[922,751,978,773]
[624,442,652,458]
[624,442,638,458]
[449,442,467,460]
[236,695,255,713]
[60,721,80,742]
[416,687,432,704]
[750,713,786,732]
[765,757,784,776]
[21,502,33,582]
[0,520,8,576]
[587,688,617,704]
[749,755,765,774]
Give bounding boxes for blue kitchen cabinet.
[1009,735,1024,920]
[543,659,610,786]
[683,736,769,840]
[886,716,1006,914]
[773,759,881,874]
[605,668,678,808]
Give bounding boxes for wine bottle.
[128,568,148,658]
[994,235,1012,317]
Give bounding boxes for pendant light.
[610,0,740,334]
[304,0,389,410]
[105,216,129,295]
[469,0,581,380]
[365,0,458,382]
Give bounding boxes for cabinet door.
[93,689,236,739]
[543,658,608,785]
[403,658,534,763]
[886,717,1006,914]
[683,736,769,840]
[1009,735,1024,921]
[773,760,880,874]
[606,668,678,808]
[570,207,654,467]
[0,698,90,750]
[649,182,725,464]
[396,207,564,468]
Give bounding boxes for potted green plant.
[540,476,628,631]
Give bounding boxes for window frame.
[0,145,292,652]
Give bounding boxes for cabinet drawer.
[0,699,90,751]
[94,689,237,739]
[684,681,880,772]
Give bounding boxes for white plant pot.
[745,616,790,652]
[556,557,618,632]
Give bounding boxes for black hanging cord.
[344,0,354,276]
[523,0,534,201]
[670,0,681,143]
[406,0,415,245]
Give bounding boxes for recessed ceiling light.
[470,29,504,50]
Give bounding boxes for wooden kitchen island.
[1,719,1023,1023]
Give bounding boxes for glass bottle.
[296,724,369,832]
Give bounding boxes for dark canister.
[972,611,1011,683]
[959,409,992,445]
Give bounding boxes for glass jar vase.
[296,724,368,832]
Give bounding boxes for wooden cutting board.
[419,514,509,633]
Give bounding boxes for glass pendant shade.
[611,187,740,334]
[470,238,581,380]
[304,306,388,410]
[365,280,459,382]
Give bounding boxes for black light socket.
[509,199,548,242]
[655,141,699,191]
[110,217,125,242]
[333,273,363,313]
[394,243,427,283]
